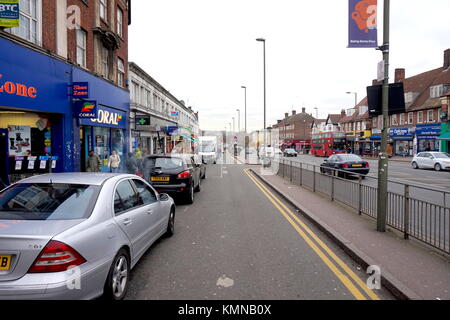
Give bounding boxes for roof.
[18,173,129,186]
[327,114,344,124]
[339,110,359,123]
[408,67,450,110]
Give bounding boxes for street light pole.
[236,109,240,133]
[241,86,247,133]
[377,0,390,232]
[256,38,266,147]
[232,117,235,132]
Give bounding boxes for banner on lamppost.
[0,0,20,28]
[348,0,378,48]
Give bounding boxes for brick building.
[0,0,132,184]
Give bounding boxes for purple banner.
[348,0,378,48]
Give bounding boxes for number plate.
[352,164,363,167]
[151,176,170,182]
[0,255,11,271]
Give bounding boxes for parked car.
[0,173,175,300]
[143,154,202,204]
[283,148,298,157]
[411,152,450,171]
[320,154,369,178]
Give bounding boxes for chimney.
[277,120,282,124]
[284,112,289,118]
[292,110,296,115]
[341,109,346,116]
[395,68,405,83]
[302,107,306,113]
[444,48,450,69]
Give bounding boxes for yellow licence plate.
[352,164,363,167]
[0,255,11,271]
[151,176,170,182]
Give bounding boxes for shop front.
[354,130,372,156]
[416,123,441,153]
[0,36,72,184]
[438,123,450,153]
[80,106,127,172]
[370,129,382,157]
[389,127,415,156]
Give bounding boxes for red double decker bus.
[311,132,347,157]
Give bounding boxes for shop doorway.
[0,129,9,186]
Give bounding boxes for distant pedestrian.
[126,153,139,174]
[86,150,101,172]
[108,150,121,173]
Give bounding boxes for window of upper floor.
[430,85,445,99]
[6,0,42,46]
[117,6,123,38]
[99,0,107,22]
[417,111,423,123]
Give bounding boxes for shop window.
[7,0,42,45]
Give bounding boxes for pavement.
[250,166,450,300]
[125,162,394,300]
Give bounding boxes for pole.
[237,109,240,132]
[232,117,235,132]
[263,40,266,147]
[377,0,390,232]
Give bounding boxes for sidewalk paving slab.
[251,168,450,300]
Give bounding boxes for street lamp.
[236,109,240,133]
[241,86,247,133]
[346,91,358,153]
[232,117,235,132]
[256,38,266,147]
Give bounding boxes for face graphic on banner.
[352,0,377,33]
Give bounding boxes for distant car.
[0,173,175,300]
[283,148,298,157]
[143,154,202,204]
[411,152,450,171]
[320,154,369,178]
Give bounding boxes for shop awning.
[437,132,450,140]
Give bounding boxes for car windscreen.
[433,152,450,159]
[337,154,362,161]
[0,183,100,220]
[144,157,184,170]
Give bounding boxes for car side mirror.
[324,159,328,162]
[159,193,170,201]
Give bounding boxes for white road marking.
[216,275,234,288]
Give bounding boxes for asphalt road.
[125,162,393,300]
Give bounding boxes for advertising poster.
[8,125,31,157]
[348,0,378,48]
[0,0,19,28]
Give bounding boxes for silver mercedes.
[0,173,175,300]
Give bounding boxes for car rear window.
[0,183,100,220]
[144,157,184,169]
[433,152,450,159]
[338,154,362,161]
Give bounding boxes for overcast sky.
[129,0,450,132]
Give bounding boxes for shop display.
[8,126,31,156]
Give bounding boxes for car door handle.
[123,218,133,226]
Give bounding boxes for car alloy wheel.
[166,208,175,237]
[105,249,129,300]
[412,162,418,169]
[434,163,442,171]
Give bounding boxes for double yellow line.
[244,168,380,300]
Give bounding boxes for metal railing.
[277,159,450,254]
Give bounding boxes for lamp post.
[256,38,266,147]
[236,109,241,133]
[232,117,235,132]
[346,91,358,153]
[241,86,247,133]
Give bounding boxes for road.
[125,162,393,300]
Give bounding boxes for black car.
[320,154,369,178]
[142,155,202,204]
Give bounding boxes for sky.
[129,0,450,132]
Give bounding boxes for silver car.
[411,152,450,171]
[0,173,175,300]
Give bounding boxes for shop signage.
[0,76,37,99]
[8,125,31,156]
[389,127,414,137]
[136,116,150,126]
[0,0,19,28]
[415,124,441,136]
[72,82,89,98]
[90,109,123,125]
[348,0,378,48]
[170,111,179,117]
[75,100,98,119]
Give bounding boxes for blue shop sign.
[80,105,127,129]
[75,100,97,119]
[389,127,415,137]
[72,82,89,98]
[415,124,441,136]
